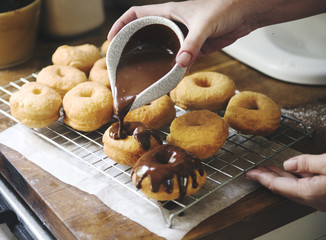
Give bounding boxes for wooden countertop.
[1,5,326,240]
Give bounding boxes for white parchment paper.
[0,124,300,240]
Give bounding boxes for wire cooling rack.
[0,74,315,227]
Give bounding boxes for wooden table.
[1,5,326,240]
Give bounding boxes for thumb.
[176,28,208,68]
[284,153,326,175]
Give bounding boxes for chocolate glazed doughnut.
[132,144,206,201]
[102,121,162,166]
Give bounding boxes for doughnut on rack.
[0,73,315,228]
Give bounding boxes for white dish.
[223,14,326,85]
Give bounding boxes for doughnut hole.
[187,118,202,127]
[55,68,64,78]
[32,88,42,95]
[195,78,211,88]
[247,99,259,110]
[79,89,93,98]
[153,150,170,164]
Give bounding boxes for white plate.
[223,14,326,85]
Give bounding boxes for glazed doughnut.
[124,95,176,129]
[224,91,281,136]
[166,109,228,159]
[132,144,206,201]
[36,65,87,97]
[52,44,101,74]
[63,82,113,132]
[102,121,162,166]
[10,82,62,128]
[170,71,236,111]
[88,57,110,88]
[100,40,110,56]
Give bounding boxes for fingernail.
[283,157,298,171]
[176,51,192,67]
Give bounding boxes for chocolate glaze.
[109,121,162,150]
[112,24,180,138]
[132,144,205,199]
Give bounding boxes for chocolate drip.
[132,144,205,199]
[109,121,162,150]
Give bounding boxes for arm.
[108,0,326,67]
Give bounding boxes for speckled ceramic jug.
[106,16,187,112]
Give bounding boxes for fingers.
[246,166,326,211]
[284,153,326,175]
[108,3,177,41]
[107,8,137,41]
[176,28,208,67]
[246,166,306,199]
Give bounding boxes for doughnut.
[100,40,110,56]
[52,44,101,74]
[132,144,206,201]
[36,65,87,98]
[62,82,113,132]
[166,109,228,159]
[102,121,162,166]
[10,82,62,128]
[88,57,110,88]
[124,95,176,129]
[170,71,236,111]
[224,91,281,136]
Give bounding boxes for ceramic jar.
[0,0,41,69]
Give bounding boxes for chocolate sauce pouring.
[106,16,187,139]
[114,24,179,138]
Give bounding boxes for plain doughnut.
[10,82,62,128]
[100,40,110,56]
[170,71,236,111]
[224,91,281,135]
[52,44,101,74]
[124,95,176,129]
[63,82,113,132]
[36,65,87,97]
[89,57,110,88]
[166,109,228,159]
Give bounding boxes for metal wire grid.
[0,74,315,228]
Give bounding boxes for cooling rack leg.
[157,205,175,228]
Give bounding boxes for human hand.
[246,154,326,211]
[108,0,253,67]
[108,0,326,68]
